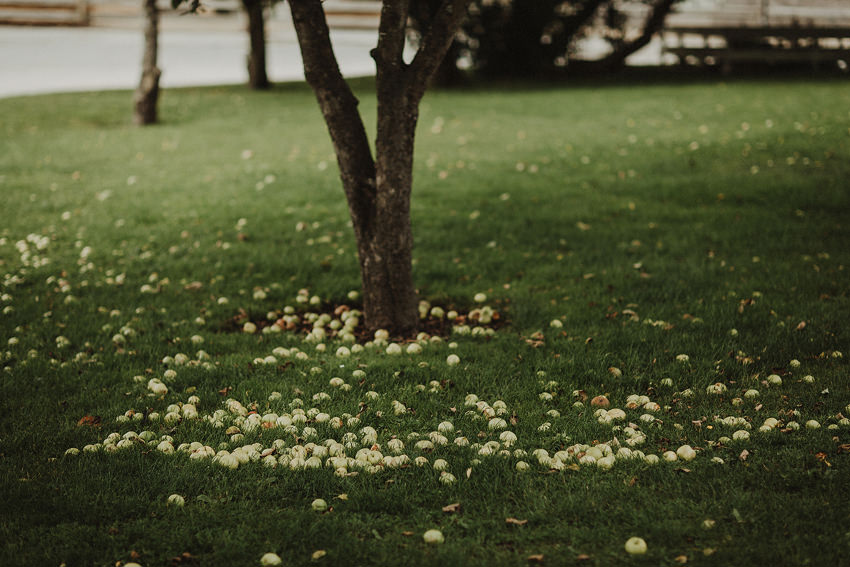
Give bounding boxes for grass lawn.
[1,75,849,567]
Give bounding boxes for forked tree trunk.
[288,0,468,336]
[243,0,270,89]
[134,0,160,125]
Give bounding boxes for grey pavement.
[0,11,378,98]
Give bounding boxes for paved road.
[0,12,377,98]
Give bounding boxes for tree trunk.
[289,0,468,336]
[134,0,160,125]
[243,0,270,90]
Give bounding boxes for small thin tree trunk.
[134,0,160,125]
[243,0,270,89]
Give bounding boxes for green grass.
[1,76,849,567]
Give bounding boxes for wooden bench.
[0,0,89,25]
[322,0,380,30]
[662,1,850,70]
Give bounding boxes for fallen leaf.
[674,555,688,564]
[311,550,326,560]
[506,517,528,526]
[77,415,101,427]
[169,552,197,566]
[527,554,545,563]
[814,452,832,467]
[576,554,591,561]
[442,503,461,513]
[795,321,807,331]
[401,531,414,536]
[336,494,348,501]
[466,468,472,479]
[674,468,692,473]
[739,449,750,461]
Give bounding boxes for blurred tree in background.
[410,0,677,82]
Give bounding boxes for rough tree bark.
[134,0,160,125]
[288,0,469,335]
[242,0,271,89]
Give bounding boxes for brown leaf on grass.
[836,444,850,454]
[675,468,692,474]
[218,387,232,396]
[77,415,101,427]
[576,554,591,561]
[527,554,545,563]
[401,531,414,536]
[311,550,326,560]
[183,281,203,291]
[739,449,750,461]
[814,452,832,466]
[466,468,472,479]
[169,552,198,566]
[442,503,461,513]
[674,555,688,564]
[506,518,528,526]
[795,321,807,331]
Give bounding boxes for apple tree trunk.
[288,0,468,336]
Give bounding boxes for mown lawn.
[1,76,849,567]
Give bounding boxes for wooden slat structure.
[662,0,850,70]
[0,0,89,25]
[321,0,380,30]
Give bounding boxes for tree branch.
[560,0,607,45]
[407,0,470,102]
[373,0,410,71]
[596,0,676,69]
[287,0,377,225]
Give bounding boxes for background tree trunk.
[242,0,270,89]
[133,0,160,125]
